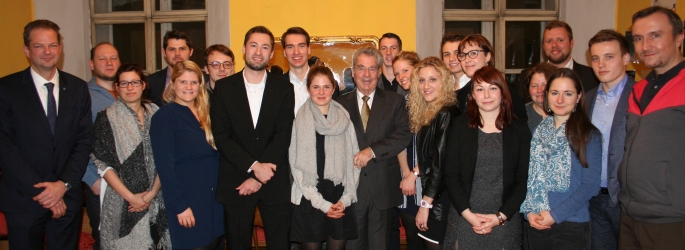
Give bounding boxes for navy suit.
[0,68,93,249]
[147,67,168,107]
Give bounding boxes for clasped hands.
[237,162,277,195]
[527,210,555,230]
[326,201,345,219]
[33,181,68,218]
[127,190,155,213]
[463,209,505,235]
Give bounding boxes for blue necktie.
[45,82,56,135]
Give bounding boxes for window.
[90,0,208,73]
[444,0,559,87]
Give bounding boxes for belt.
[600,187,609,195]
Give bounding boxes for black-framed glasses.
[118,79,143,88]
[457,50,485,61]
[210,61,234,69]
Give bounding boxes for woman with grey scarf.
[289,65,360,250]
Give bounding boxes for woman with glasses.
[454,34,527,121]
[150,60,225,250]
[91,63,171,249]
[443,66,531,249]
[522,63,557,132]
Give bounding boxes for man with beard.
[518,21,598,101]
[82,42,121,250]
[210,26,294,250]
[148,29,194,107]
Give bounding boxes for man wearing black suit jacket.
[210,26,295,250]
[519,20,599,102]
[336,46,412,250]
[378,33,402,92]
[0,20,92,250]
[148,29,194,107]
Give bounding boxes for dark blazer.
[519,60,600,102]
[444,114,531,220]
[456,80,528,121]
[334,88,412,210]
[210,70,295,205]
[585,76,635,207]
[0,68,93,213]
[147,67,168,107]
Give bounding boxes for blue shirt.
[81,79,116,186]
[591,75,627,188]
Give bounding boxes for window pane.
[505,21,547,69]
[94,0,144,14]
[445,0,494,10]
[94,23,146,70]
[156,0,205,11]
[506,0,555,10]
[155,22,207,71]
[444,21,496,50]
[505,73,523,95]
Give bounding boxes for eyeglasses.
[118,80,143,88]
[210,61,234,70]
[354,66,379,74]
[457,50,485,61]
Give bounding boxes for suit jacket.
[519,60,600,102]
[147,67,168,108]
[210,70,295,205]
[444,114,531,220]
[0,67,93,213]
[585,76,635,207]
[334,88,412,210]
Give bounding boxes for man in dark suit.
[585,29,635,250]
[210,26,294,250]
[148,29,194,107]
[0,19,93,250]
[519,20,599,102]
[335,46,411,250]
[378,33,402,93]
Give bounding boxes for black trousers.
[224,198,291,250]
[83,183,101,250]
[525,220,590,250]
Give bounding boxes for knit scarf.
[289,98,359,188]
[520,116,572,213]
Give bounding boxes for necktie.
[361,96,370,132]
[45,82,57,135]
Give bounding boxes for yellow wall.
[0,1,33,77]
[229,0,416,70]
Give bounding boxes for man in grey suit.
[335,47,411,250]
[585,29,635,250]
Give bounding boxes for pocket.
[634,160,672,207]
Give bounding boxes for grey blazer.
[585,76,635,207]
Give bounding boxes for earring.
[572,107,576,113]
[547,107,551,113]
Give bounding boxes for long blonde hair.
[408,57,457,133]
[163,60,216,149]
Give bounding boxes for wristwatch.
[412,170,420,177]
[497,212,506,226]
[420,200,433,209]
[61,179,73,191]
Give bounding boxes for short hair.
[467,66,515,130]
[523,62,558,91]
[352,46,383,69]
[457,34,494,66]
[379,33,402,50]
[114,63,151,111]
[545,20,574,40]
[588,29,630,56]
[204,44,235,64]
[281,27,310,48]
[440,32,465,51]
[306,65,337,89]
[163,29,193,50]
[632,6,684,37]
[392,51,420,67]
[90,42,115,60]
[243,26,275,50]
[23,19,61,46]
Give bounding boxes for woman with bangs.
[150,60,225,250]
[443,66,531,249]
[92,63,171,249]
[400,57,458,249]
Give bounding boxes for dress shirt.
[591,75,628,188]
[31,67,60,115]
[243,70,267,128]
[289,66,310,115]
[356,89,375,114]
[458,74,470,90]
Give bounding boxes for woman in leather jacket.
[406,57,459,249]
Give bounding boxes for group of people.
[0,5,684,250]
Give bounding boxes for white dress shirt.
[31,67,60,115]
[289,66,310,116]
[458,74,470,90]
[243,71,267,128]
[356,89,375,114]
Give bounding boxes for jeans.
[589,193,620,250]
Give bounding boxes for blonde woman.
[150,60,225,249]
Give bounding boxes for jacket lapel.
[22,68,54,139]
[233,70,257,131]
[344,90,365,139]
[255,73,276,132]
[365,88,385,133]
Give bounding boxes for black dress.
[290,132,358,242]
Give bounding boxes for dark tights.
[399,212,443,250]
[300,236,346,250]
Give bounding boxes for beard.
[547,52,570,65]
[246,59,268,71]
[94,71,116,81]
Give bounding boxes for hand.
[474,213,500,234]
[236,178,262,195]
[253,162,276,183]
[538,210,556,227]
[326,201,345,219]
[127,191,150,212]
[49,199,67,218]
[177,208,196,228]
[462,209,491,234]
[353,148,374,167]
[142,190,156,203]
[415,207,430,231]
[527,212,550,230]
[33,181,67,208]
[90,178,102,195]
[400,170,418,196]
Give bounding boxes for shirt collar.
[646,60,685,82]
[243,70,267,92]
[288,65,310,85]
[598,75,628,98]
[31,67,59,89]
[356,88,375,100]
